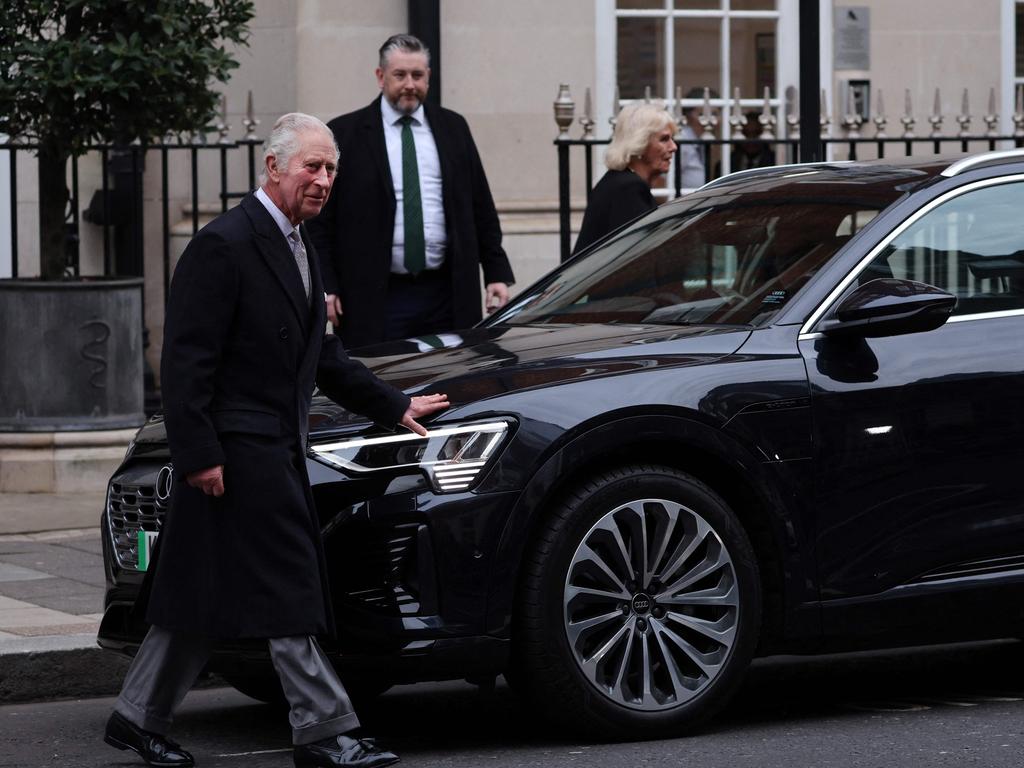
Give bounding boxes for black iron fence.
[0,135,263,415]
[555,133,1024,263]
[552,83,1024,263]
[0,137,262,304]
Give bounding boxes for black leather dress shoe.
[104,711,195,767]
[293,732,399,768]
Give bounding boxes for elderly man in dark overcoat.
[306,34,515,350]
[102,113,446,768]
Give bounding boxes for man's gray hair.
[259,112,338,185]
[605,102,676,172]
[378,33,431,69]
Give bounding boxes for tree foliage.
[0,0,254,278]
[0,0,255,154]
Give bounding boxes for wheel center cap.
[631,593,652,615]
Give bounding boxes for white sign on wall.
[834,6,870,71]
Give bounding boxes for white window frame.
[1002,0,1021,137]
[596,0,800,181]
[0,136,10,278]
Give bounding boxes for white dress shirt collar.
[380,96,425,128]
[255,186,297,241]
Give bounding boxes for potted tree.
[0,0,253,489]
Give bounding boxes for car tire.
[513,464,762,738]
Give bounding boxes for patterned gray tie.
[288,228,311,303]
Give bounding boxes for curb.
[0,634,226,704]
[0,635,131,703]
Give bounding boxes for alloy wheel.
[562,497,740,710]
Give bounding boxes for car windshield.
[493,190,897,327]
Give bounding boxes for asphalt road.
[3,640,1024,767]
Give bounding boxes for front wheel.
[513,464,762,737]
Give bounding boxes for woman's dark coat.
[148,193,409,639]
[573,169,656,255]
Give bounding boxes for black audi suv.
[99,150,1024,737]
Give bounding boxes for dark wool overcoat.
[305,96,516,349]
[147,193,409,639]
[572,169,656,255]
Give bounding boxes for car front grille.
[106,463,171,570]
[105,465,439,616]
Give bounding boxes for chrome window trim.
[941,149,1024,177]
[797,308,1024,342]
[947,308,1024,323]
[799,174,1024,337]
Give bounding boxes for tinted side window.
[865,181,1024,316]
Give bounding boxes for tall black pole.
[408,0,441,108]
[799,0,822,162]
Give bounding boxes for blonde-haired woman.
[573,102,678,254]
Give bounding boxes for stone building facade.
[1,0,1020,371]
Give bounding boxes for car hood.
[309,323,751,434]
[131,412,168,448]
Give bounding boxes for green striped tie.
[400,116,426,275]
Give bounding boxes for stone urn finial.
[554,84,575,140]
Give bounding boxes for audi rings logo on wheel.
[156,464,174,503]
[631,594,652,614]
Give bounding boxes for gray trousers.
[114,625,359,745]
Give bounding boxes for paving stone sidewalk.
[0,491,132,702]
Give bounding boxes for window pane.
[618,17,666,99]
[866,182,1024,316]
[731,0,776,10]
[1017,7,1024,77]
[674,18,721,98]
[618,0,664,8]
[674,0,721,9]
[729,17,776,99]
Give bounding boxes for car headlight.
[309,419,512,493]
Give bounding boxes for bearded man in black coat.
[102,113,447,768]
[306,34,515,349]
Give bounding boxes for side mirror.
[820,278,957,338]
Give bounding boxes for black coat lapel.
[299,226,327,371]
[297,226,325,447]
[423,100,454,226]
[241,194,310,332]
[363,97,396,214]
[302,224,325,322]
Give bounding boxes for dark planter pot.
[0,277,144,431]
